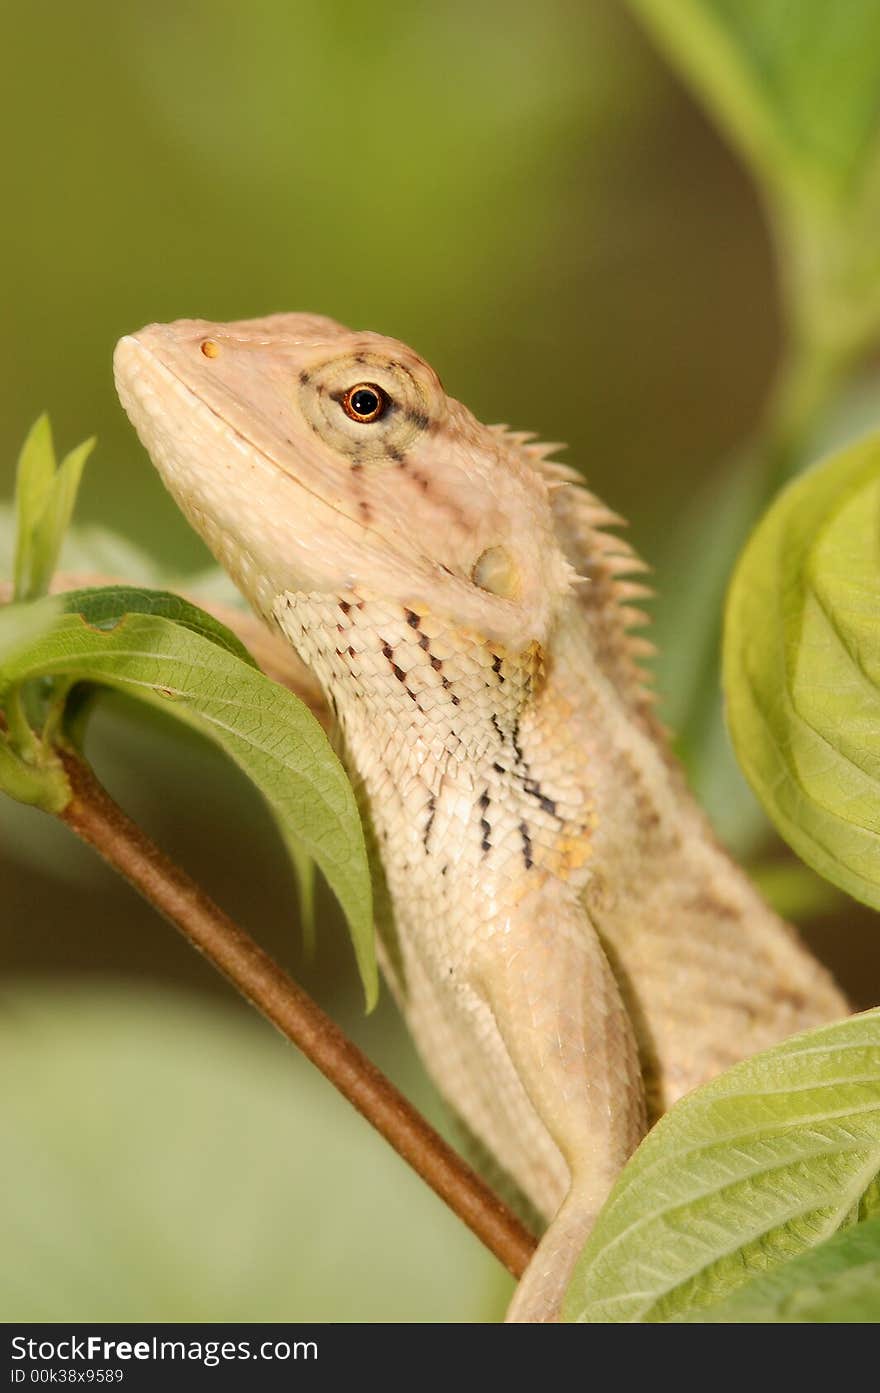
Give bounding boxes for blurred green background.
[1,0,878,1322]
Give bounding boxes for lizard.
[113,313,848,1322]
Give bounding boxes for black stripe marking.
[479,788,491,854]
[511,720,524,766]
[423,793,436,852]
[523,778,558,817]
[520,821,534,870]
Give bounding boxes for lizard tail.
[505,1188,597,1324]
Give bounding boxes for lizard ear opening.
[472,546,520,599]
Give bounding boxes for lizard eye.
[341,383,387,424]
[300,354,435,460]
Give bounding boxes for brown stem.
[57,748,537,1280]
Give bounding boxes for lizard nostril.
[200,340,220,359]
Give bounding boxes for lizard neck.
[275,588,596,960]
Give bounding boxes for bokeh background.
[1,0,877,1322]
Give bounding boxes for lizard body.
[114,314,847,1322]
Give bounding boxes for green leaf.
[627,0,880,208]
[564,1009,880,1323]
[723,429,880,911]
[52,585,258,665]
[0,596,70,812]
[0,596,60,663]
[0,588,376,1005]
[285,833,317,959]
[27,436,95,599]
[11,417,95,602]
[627,0,880,360]
[683,1216,880,1322]
[0,735,68,812]
[13,415,56,599]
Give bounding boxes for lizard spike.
[627,636,658,658]
[603,553,652,576]
[492,425,541,448]
[585,519,631,540]
[571,498,626,523]
[527,440,567,461]
[579,507,628,529]
[550,486,614,511]
[577,486,626,512]
[598,547,647,570]
[614,580,655,603]
[618,606,652,630]
[585,543,645,573]
[560,560,589,592]
[529,458,580,483]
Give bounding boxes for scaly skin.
[114,314,847,1322]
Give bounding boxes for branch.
[57,748,537,1280]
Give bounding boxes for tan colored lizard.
[113,313,847,1322]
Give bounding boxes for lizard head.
[114,313,576,649]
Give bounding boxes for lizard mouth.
[114,332,375,535]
